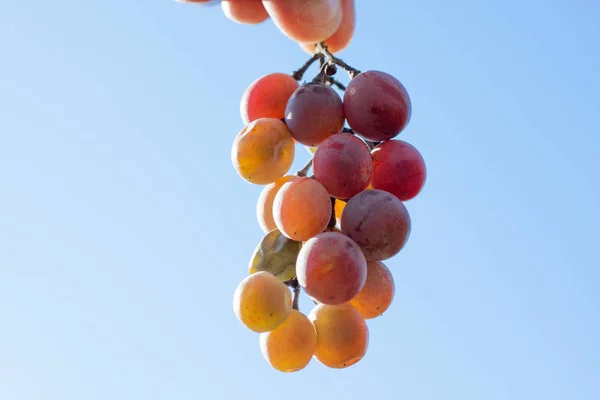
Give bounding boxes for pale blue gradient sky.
[1,1,599,399]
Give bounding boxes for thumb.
[262,0,343,44]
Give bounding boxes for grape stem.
[291,42,360,84]
[326,77,346,91]
[328,197,337,228]
[284,278,301,311]
[292,53,325,81]
[296,157,314,177]
[292,285,300,310]
[315,42,361,79]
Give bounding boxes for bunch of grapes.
[231,44,426,372]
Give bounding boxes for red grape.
[284,83,345,146]
[297,232,367,305]
[340,189,411,261]
[313,133,373,199]
[240,73,299,124]
[371,140,426,201]
[343,70,411,142]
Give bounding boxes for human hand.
[182,0,355,54]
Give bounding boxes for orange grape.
[297,232,367,305]
[233,271,292,333]
[350,261,395,319]
[256,175,300,233]
[231,118,295,185]
[308,303,369,369]
[273,177,331,241]
[259,309,317,372]
[240,73,299,124]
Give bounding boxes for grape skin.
[256,175,300,233]
[231,118,295,185]
[296,232,367,305]
[259,309,317,372]
[371,140,426,201]
[313,133,373,199]
[340,189,411,261]
[350,261,395,319]
[308,303,369,369]
[343,70,411,142]
[284,83,345,147]
[240,73,299,124]
[233,271,293,333]
[273,177,332,242]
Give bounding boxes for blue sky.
[1,1,599,399]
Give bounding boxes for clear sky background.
[1,1,599,399]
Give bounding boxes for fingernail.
[297,0,340,27]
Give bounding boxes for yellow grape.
[259,309,317,372]
[231,118,295,185]
[233,271,292,333]
[308,303,369,369]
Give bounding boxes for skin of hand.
[182,0,355,54]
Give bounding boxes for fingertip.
[299,0,355,54]
[222,0,269,25]
[263,0,343,44]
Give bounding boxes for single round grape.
[256,175,300,233]
[313,133,373,199]
[273,177,331,241]
[350,261,395,319]
[284,83,345,146]
[259,309,317,372]
[297,232,367,305]
[340,189,411,261]
[240,73,299,124]
[343,70,411,142]
[231,118,295,185]
[308,303,369,369]
[371,140,426,201]
[233,271,292,333]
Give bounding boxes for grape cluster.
[231,50,426,372]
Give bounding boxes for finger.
[300,0,355,54]
[222,0,269,24]
[262,0,343,44]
